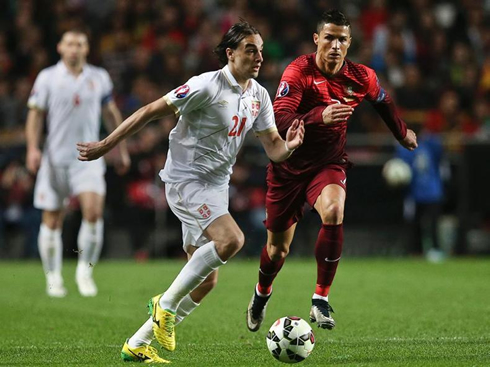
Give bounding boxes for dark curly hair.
[213,21,261,66]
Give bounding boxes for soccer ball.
[266,316,315,363]
[382,158,412,187]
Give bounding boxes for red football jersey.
[271,53,406,178]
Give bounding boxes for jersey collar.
[57,60,87,77]
[222,65,242,89]
[312,53,347,78]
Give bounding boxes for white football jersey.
[159,65,277,187]
[28,61,113,166]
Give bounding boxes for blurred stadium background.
[0,0,489,261]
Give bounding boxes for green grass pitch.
[1,258,489,366]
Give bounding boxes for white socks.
[38,224,63,278]
[159,241,225,312]
[256,284,271,297]
[175,293,200,326]
[313,293,329,302]
[76,219,104,276]
[129,242,223,348]
[128,317,154,348]
[128,294,201,348]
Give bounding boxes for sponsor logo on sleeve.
[175,84,190,99]
[276,81,289,98]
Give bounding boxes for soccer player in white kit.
[25,30,130,298]
[77,22,305,363]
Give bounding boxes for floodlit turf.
[1,257,489,366]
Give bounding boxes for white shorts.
[34,157,106,211]
[165,181,229,252]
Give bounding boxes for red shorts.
[264,164,347,232]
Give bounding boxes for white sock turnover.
[159,241,225,312]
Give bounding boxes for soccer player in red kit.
[246,9,418,332]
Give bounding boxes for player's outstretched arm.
[399,129,418,151]
[258,119,304,162]
[77,96,173,161]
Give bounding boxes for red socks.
[256,224,343,297]
[257,245,285,295]
[314,224,343,296]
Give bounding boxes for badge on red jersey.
[343,85,356,102]
[175,84,190,99]
[276,81,289,98]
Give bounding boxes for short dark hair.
[317,9,351,33]
[61,28,90,42]
[214,22,261,66]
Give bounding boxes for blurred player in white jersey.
[25,30,130,298]
[77,22,304,363]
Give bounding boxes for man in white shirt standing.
[77,22,304,363]
[25,30,130,298]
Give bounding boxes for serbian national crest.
[251,100,261,118]
[197,204,211,219]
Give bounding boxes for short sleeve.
[100,69,114,105]
[27,70,50,110]
[253,88,277,135]
[164,75,214,116]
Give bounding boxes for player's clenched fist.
[77,141,111,161]
[399,129,418,151]
[26,147,42,174]
[321,104,353,124]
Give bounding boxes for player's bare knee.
[42,219,58,230]
[42,211,62,229]
[270,250,288,262]
[83,211,102,223]
[268,244,289,261]
[215,230,245,259]
[320,203,344,225]
[228,230,245,252]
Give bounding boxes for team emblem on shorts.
[175,84,190,99]
[251,100,261,118]
[276,81,289,98]
[197,204,211,219]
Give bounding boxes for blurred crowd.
[0,0,489,258]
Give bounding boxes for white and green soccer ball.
[266,316,315,363]
[382,158,412,187]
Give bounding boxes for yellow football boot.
[121,340,170,364]
[148,294,176,351]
